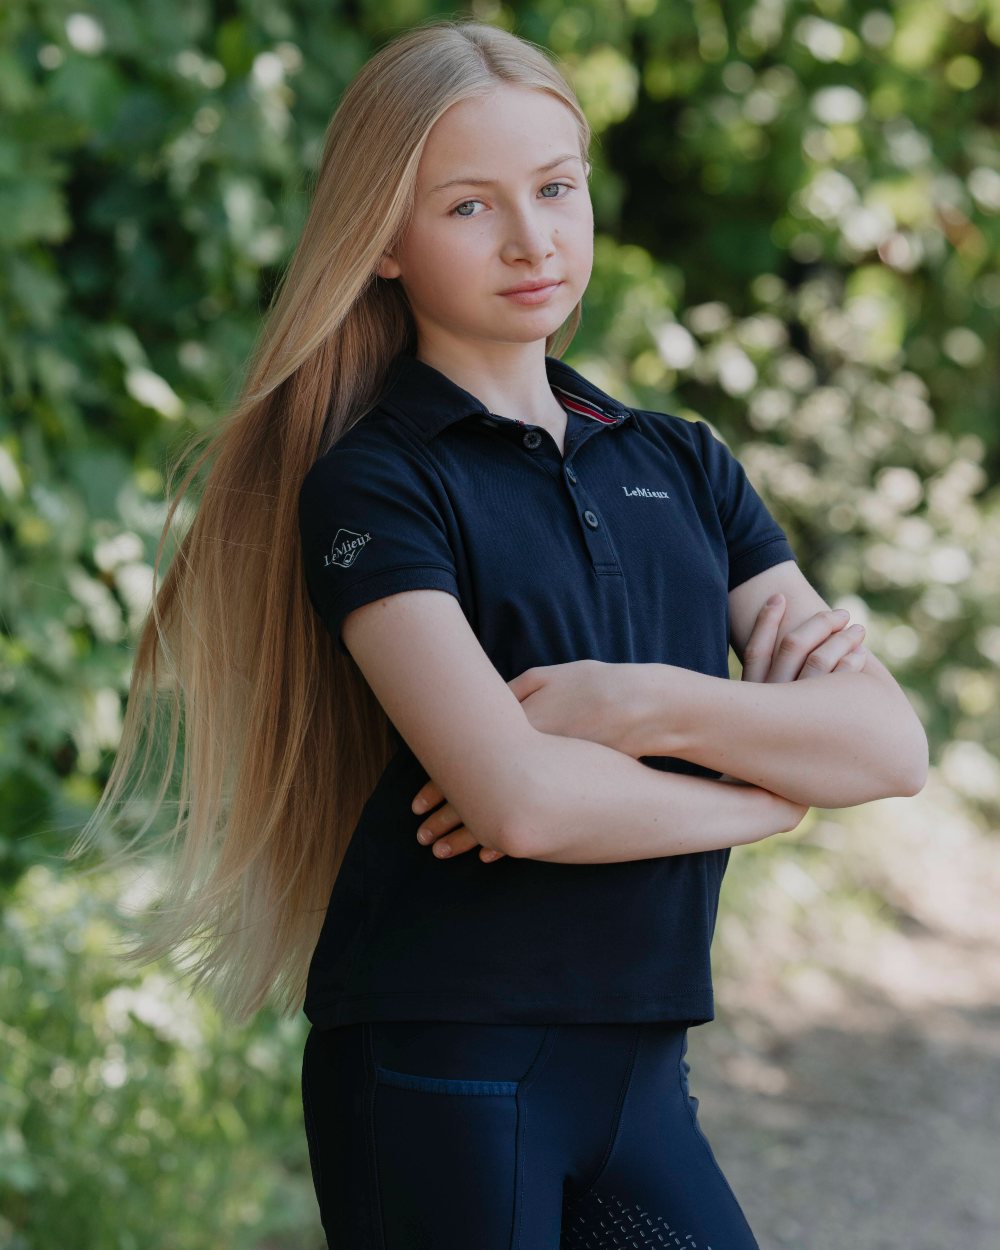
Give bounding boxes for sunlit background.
[2,2,998,1247]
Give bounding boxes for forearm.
[505,729,803,864]
[629,663,928,808]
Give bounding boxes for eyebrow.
[428,153,582,195]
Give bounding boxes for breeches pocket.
[368,1020,555,1234]
[370,1020,553,1094]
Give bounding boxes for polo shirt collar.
[378,350,642,442]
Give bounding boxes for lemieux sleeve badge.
[323,528,373,570]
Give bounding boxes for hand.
[412,659,621,865]
[741,595,868,684]
[708,596,866,794]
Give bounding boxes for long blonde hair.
[69,18,594,1024]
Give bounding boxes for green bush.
[2,2,997,1245]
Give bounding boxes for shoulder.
[635,407,754,472]
[299,407,433,508]
[631,406,722,477]
[633,406,716,451]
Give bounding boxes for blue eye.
[451,182,572,218]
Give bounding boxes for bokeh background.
[2,2,998,1247]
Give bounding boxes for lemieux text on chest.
[621,484,671,499]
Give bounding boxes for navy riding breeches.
[301,1018,761,1249]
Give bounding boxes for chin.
[500,299,575,330]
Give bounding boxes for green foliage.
[1,865,317,1249]
[2,1,998,1245]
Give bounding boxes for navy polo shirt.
[297,349,797,1029]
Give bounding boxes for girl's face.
[378,85,593,354]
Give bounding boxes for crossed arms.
[344,559,928,865]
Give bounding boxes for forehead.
[418,86,579,176]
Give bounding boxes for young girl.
[76,18,928,1250]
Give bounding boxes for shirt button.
[565,466,577,485]
[522,430,542,450]
[583,510,599,529]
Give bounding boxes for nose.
[499,199,555,266]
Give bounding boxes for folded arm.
[624,561,929,808]
[341,587,805,864]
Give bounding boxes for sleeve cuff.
[320,564,462,656]
[728,537,796,591]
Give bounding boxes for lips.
[499,279,561,294]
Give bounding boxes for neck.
[414,338,563,426]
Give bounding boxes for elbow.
[826,725,928,807]
[490,728,559,859]
[458,784,543,861]
[895,735,925,795]
[885,721,930,799]
[496,805,548,860]
[495,773,552,860]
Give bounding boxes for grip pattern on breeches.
[560,1189,713,1249]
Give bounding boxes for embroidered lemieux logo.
[621,485,671,499]
[323,527,372,569]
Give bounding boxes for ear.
[377,253,401,280]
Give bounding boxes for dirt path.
[686,783,1000,1250]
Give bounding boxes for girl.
[75,18,928,1250]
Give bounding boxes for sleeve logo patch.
[323,527,372,569]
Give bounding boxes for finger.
[797,624,867,679]
[415,802,464,844]
[416,819,505,862]
[428,826,479,859]
[412,779,445,815]
[768,608,851,682]
[740,594,786,683]
[833,645,868,673]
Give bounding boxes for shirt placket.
[478,403,626,577]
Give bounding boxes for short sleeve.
[693,420,797,590]
[298,440,461,657]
